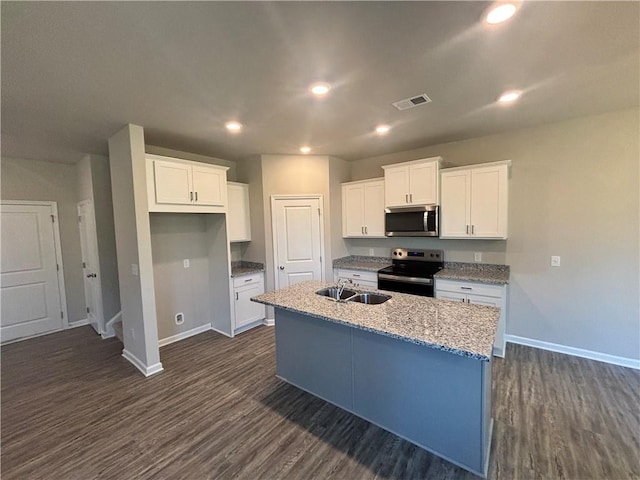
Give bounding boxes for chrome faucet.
[336,277,354,300]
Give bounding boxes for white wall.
[108,125,162,374]
[1,157,86,323]
[349,108,640,362]
[150,213,212,341]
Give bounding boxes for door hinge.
[56,264,60,271]
[86,306,90,313]
[51,215,55,223]
[78,215,81,223]
[317,208,321,216]
[60,311,64,319]
[320,256,322,263]
[82,262,86,268]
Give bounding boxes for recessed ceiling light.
[375,125,391,135]
[484,2,518,25]
[310,82,331,96]
[225,121,242,132]
[498,90,522,103]
[300,146,311,154]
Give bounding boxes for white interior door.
[1,203,64,342]
[78,201,104,334]
[272,196,324,288]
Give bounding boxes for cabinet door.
[440,170,471,238]
[235,281,265,329]
[384,165,410,207]
[409,161,438,205]
[228,183,251,242]
[363,181,385,237]
[153,160,193,205]
[467,293,500,308]
[470,166,508,239]
[192,165,225,206]
[435,290,467,303]
[342,184,365,237]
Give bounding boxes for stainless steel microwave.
[385,205,439,237]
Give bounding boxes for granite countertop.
[435,262,510,285]
[332,255,391,272]
[252,281,499,361]
[231,261,264,277]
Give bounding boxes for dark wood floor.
[1,326,639,480]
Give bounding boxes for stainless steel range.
[377,248,444,297]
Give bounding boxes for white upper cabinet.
[342,179,385,238]
[146,154,229,213]
[382,157,441,207]
[227,182,251,242]
[440,161,510,239]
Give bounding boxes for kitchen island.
[252,281,500,478]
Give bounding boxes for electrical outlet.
[551,256,561,267]
[183,259,190,268]
[131,264,139,276]
[474,252,482,262]
[369,248,375,256]
[175,313,184,325]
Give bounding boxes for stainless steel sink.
[348,292,391,305]
[316,287,357,301]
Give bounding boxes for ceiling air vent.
[392,94,432,111]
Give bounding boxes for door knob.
[279,266,285,270]
[86,273,97,278]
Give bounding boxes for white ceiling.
[2,1,638,164]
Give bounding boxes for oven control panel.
[390,248,443,262]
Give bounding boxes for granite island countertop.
[231,261,264,277]
[252,280,499,361]
[435,262,510,285]
[332,255,391,272]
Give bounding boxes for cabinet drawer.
[233,273,263,288]
[435,279,503,298]
[336,269,378,283]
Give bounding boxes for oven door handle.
[378,273,433,285]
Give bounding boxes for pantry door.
[1,202,67,343]
[272,196,324,289]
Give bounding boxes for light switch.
[551,256,561,267]
[183,259,190,268]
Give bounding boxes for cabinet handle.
[195,191,198,202]
[190,191,194,202]
[361,226,364,234]
[235,292,239,300]
[364,226,368,234]
[352,274,360,277]
[461,287,472,290]
[405,194,409,203]
[466,225,469,234]
[471,225,474,234]
[410,193,413,203]
[244,278,252,283]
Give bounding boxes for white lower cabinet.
[334,268,378,289]
[233,272,265,332]
[435,279,507,358]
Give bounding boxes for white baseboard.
[211,325,234,338]
[102,311,122,339]
[158,324,212,347]
[263,317,275,326]
[122,349,164,377]
[68,318,89,328]
[505,335,640,370]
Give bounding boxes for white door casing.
[78,200,105,334]
[272,196,324,289]
[1,201,68,343]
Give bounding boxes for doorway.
[1,201,68,343]
[271,195,324,289]
[78,200,105,335]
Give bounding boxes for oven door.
[377,273,434,297]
